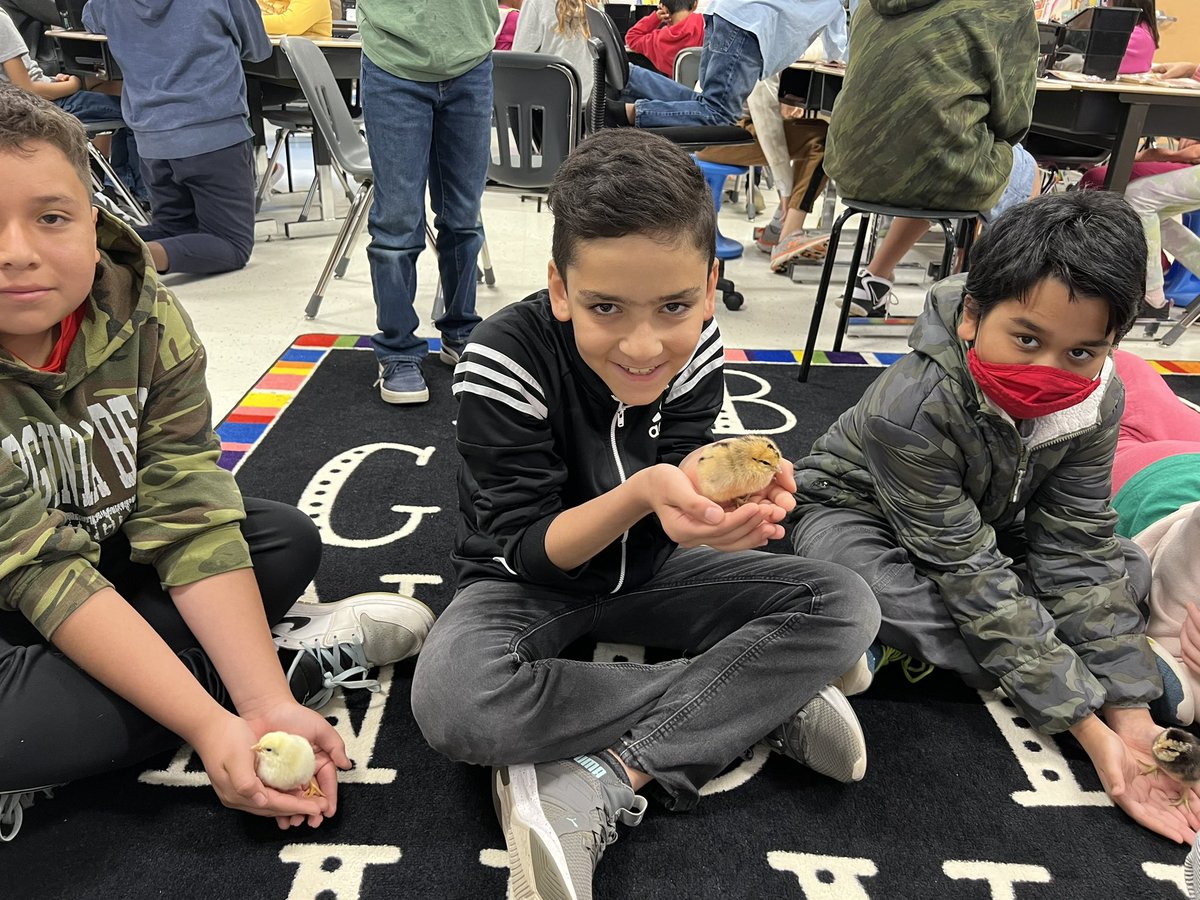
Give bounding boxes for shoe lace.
[878,646,935,684]
[286,638,382,709]
[1,786,59,842]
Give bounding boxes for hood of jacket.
[128,0,172,22]
[868,0,942,15]
[0,208,159,395]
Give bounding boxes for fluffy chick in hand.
[252,731,325,798]
[1140,727,1200,810]
[694,435,784,506]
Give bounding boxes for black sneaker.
[493,754,647,900]
[838,268,896,318]
[604,99,632,129]
[439,338,466,366]
[1139,298,1172,336]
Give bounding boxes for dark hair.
[548,129,716,278]
[963,191,1145,340]
[0,84,91,193]
[660,0,692,15]
[1122,0,1159,46]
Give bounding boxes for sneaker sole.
[495,766,578,900]
[379,383,430,404]
[274,593,437,658]
[804,685,868,783]
[438,349,460,366]
[833,653,874,697]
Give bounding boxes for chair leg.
[799,207,857,383]
[255,127,290,212]
[1160,292,1200,347]
[333,182,373,280]
[297,176,320,222]
[305,183,372,319]
[87,142,149,227]
[935,218,956,282]
[478,223,496,287]
[833,213,872,353]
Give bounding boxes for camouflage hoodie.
[825,0,1038,213]
[794,277,1159,734]
[0,209,252,639]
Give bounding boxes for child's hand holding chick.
[253,731,326,798]
[690,435,787,507]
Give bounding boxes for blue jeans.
[411,546,878,810]
[624,15,762,128]
[360,54,491,365]
[56,90,146,200]
[983,142,1037,222]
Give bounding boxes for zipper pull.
[1010,460,1027,503]
[616,403,626,427]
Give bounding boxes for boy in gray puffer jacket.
[792,191,1198,846]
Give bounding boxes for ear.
[548,260,571,323]
[703,259,718,319]
[957,293,979,343]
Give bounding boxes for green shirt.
[1113,453,1200,540]
[359,0,498,82]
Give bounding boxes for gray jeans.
[411,546,878,810]
[790,504,1152,689]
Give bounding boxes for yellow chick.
[694,435,784,506]
[251,731,325,798]
[1140,727,1200,810]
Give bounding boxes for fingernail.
[703,507,722,524]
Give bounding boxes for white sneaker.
[765,684,868,783]
[0,785,62,842]
[833,652,874,697]
[273,592,436,708]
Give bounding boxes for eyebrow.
[1008,316,1112,348]
[577,287,702,304]
[31,194,83,207]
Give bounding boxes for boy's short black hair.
[963,191,1145,340]
[0,84,91,193]
[547,129,716,279]
[661,0,693,15]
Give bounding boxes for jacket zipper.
[1008,425,1095,503]
[610,400,629,593]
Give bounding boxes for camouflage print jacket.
[794,277,1158,734]
[0,209,252,639]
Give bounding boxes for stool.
[695,157,747,311]
[798,200,979,382]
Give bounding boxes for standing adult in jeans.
[611,0,847,128]
[358,0,496,404]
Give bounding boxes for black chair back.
[584,5,628,96]
[489,52,582,191]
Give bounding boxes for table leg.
[1101,100,1148,194]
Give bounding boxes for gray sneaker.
[1186,832,1200,899]
[493,754,648,900]
[273,592,436,709]
[1,785,62,842]
[765,684,868,783]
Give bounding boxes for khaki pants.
[697,117,827,213]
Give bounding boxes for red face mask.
[967,349,1101,420]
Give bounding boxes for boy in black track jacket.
[412,130,879,900]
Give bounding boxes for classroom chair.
[585,7,753,311]
[83,119,148,227]
[798,200,978,382]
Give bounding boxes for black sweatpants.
[136,139,257,274]
[0,499,320,791]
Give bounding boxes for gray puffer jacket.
[794,277,1159,734]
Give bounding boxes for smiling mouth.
[618,363,659,376]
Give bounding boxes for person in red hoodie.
[625,0,703,78]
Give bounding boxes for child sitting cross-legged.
[790,190,1200,845]
[411,129,880,899]
[0,86,434,842]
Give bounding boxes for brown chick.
[1140,727,1200,810]
[694,435,784,506]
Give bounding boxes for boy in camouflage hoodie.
[791,191,1200,845]
[0,86,432,841]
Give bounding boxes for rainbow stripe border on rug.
[215,334,1200,471]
